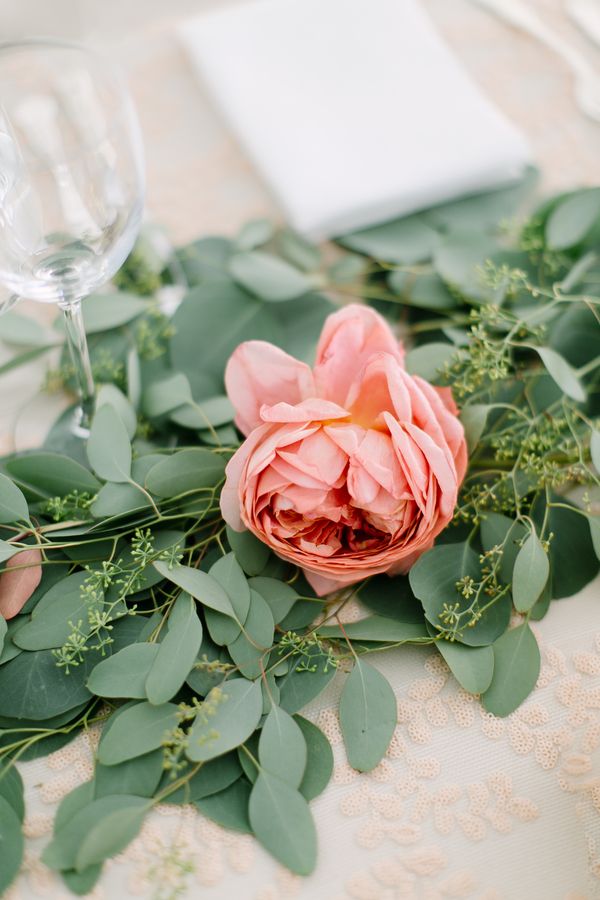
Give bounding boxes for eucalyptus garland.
[0,173,598,893]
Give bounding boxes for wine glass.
[0,39,145,436]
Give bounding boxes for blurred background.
[0,0,598,244]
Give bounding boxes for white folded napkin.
[179,0,532,239]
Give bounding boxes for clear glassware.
[0,39,145,435]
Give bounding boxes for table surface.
[1,2,600,899]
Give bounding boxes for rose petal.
[260,398,349,424]
[346,353,411,428]
[314,304,405,405]
[225,341,315,436]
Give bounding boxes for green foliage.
[0,473,29,524]
[339,659,396,773]
[294,716,334,800]
[86,643,160,698]
[482,624,541,716]
[249,772,317,875]
[0,796,24,893]
[511,531,549,613]
[97,702,180,765]
[87,405,132,483]
[229,250,312,301]
[145,593,203,704]
[0,180,598,893]
[186,679,263,762]
[145,449,225,497]
[258,705,307,789]
[434,638,494,694]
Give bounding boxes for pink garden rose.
[221,304,467,596]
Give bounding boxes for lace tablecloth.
[2,1,600,898]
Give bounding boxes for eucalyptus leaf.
[328,254,366,283]
[5,453,99,497]
[248,576,299,624]
[170,280,283,383]
[480,512,527,584]
[145,449,225,497]
[86,643,160,699]
[90,481,151,519]
[226,527,271,576]
[227,590,274,679]
[0,796,24,894]
[388,271,458,310]
[96,383,137,440]
[409,543,511,646]
[433,233,495,299]
[13,571,109,652]
[404,342,455,381]
[0,539,23,565]
[229,251,311,301]
[62,864,102,896]
[97,701,179,765]
[145,593,203,704]
[127,347,141,410]
[249,772,317,875]
[236,218,274,251]
[591,430,600,473]
[186,678,263,762]
[545,188,600,250]
[435,638,494,694]
[186,634,232,695]
[277,229,321,271]
[272,291,335,362]
[512,531,549,613]
[318,615,428,643]
[143,372,193,418]
[531,494,598,597]
[460,404,491,454]
[0,617,23,664]
[162,752,242,804]
[94,749,163,799]
[589,516,600,561]
[81,292,148,333]
[277,645,337,714]
[54,780,95,833]
[195,777,252,833]
[258,705,307,789]
[0,310,51,346]
[339,215,439,263]
[535,346,586,403]
[358,575,424,622]
[295,716,334,801]
[43,794,148,871]
[0,473,29,524]
[482,624,541,717]
[75,796,149,871]
[0,344,53,378]
[209,553,251,625]
[176,236,233,285]
[204,607,242,646]
[0,648,94,719]
[154,562,235,618]
[339,659,396,772]
[170,395,234,429]
[87,405,132,483]
[0,763,24,821]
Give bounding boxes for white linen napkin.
[178,0,532,239]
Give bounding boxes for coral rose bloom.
[221,305,467,596]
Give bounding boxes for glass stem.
[59,298,95,433]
